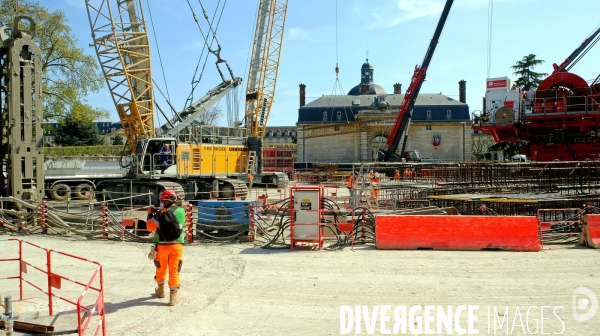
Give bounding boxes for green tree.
[0,0,107,122]
[113,135,124,146]
[511,54,548,91]
[54,103,105,146]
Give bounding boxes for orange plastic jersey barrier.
[581,214,600,248]
[375,215,541,251]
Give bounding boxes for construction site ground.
[2,240,600,334]
[1,185,600,335]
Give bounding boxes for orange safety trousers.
[154,243,183,290]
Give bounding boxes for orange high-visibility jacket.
[347,175,356,188]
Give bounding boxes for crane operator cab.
[135,138,177,177]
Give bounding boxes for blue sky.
[47,0,600,127]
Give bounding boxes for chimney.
[393,83,402,94]
[360,84,370,95]
[299,83,306,107]
[459,80,466,103]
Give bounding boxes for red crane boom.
[379,0,454,162]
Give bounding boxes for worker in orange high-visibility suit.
[147,190,186,306]
[394,169,400,181]
[371,172,381,198]
[247,173,254,190]
[347,172,358,206]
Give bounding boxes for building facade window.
[334,126,340,132]
[323,111,327,121]
[426,125,432,130]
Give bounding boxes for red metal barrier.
[0,238,106,335]
[40,199,48,233]
[101,202,108,240]
[375,215,542,251]
[185,202,193,243]
[249,205,255,242]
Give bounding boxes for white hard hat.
[374,172,379,178]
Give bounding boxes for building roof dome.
[347,83,387,96]
[347,59,387,95]
[361,59,374,70]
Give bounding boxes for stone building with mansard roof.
[296,60,472,162]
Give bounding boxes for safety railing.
[120,203,195,243]
[0,238,106,336]
[536,208,583,245]
[176,124,248,146]
[530,94,600,115]
[120,205,153,240]
[194,200,257,241]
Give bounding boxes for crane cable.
[185,0,227,109]
[335,0,339,77]
[146,0,171,105]
[189,0,236,81]
[237,0,261,128]
[486,0,493,79]
[565,23,600,73]
[324,0,351,127]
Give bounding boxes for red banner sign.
[487,79,507,89]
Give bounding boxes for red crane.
[378,0,454,162]
[473,25,600,161]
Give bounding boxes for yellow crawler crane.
[85,0,248,203]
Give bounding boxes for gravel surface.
[1,234,599,335]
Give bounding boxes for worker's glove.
[147,245,157,260]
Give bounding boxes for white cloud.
[64,0,86,9]
[365,0,521,29]
[363,0,444,29]
[396,0,445,21]
[286,27,323,43]
[183,40,204,51]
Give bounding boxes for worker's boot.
[155,283,166,298]
[168,290,180,306]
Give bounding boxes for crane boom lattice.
[85,0,155,153]
[245,0,288,138]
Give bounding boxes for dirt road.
[1,235,599,335]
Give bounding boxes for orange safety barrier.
[375,215,541,251]
[0,238,106,335]
[121,205,152,240]
[581,214,600,248]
